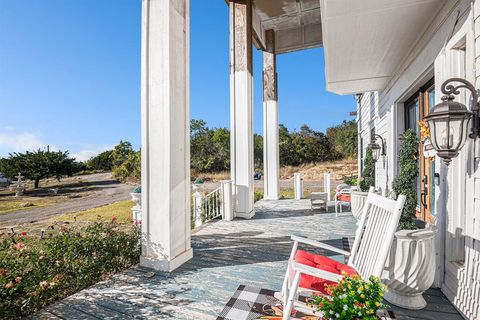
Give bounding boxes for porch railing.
[192,180,233,229]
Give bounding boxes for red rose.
[21,231,27,236]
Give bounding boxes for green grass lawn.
[0,198,64,215]
[52,200,134,224]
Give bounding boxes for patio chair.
[279,187,406,320]
[334,184,358,215]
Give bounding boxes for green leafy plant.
[392,129,419,230]
[309,274,386,320]
[344,175,358,186]
[359,147,375,192]
[0,223,140,319]
[133,186,141,194]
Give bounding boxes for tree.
[254,134,263,169]
[113,150,141,182]
[0,150,77,188]
[326,120,358,159]
[392,129,418,230]
[86,150,114,171]
[111,141,134,168]
[359,146,375,192]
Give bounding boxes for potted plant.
[351,147,375,220]
[309,274,388,319]
[130,185,141,207]
[383,129,437,310]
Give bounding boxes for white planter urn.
[383,226,437,310]
[130,192,141,207]
[350,191,368,220]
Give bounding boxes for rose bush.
[0,222,140,319]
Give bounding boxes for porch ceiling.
[320,0,446,95]
[252,0,322,54]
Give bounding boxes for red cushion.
[294,249,357,295]
[337,194,351,202]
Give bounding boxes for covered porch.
[29,200,461,320]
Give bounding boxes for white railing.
[203,187,222,222]
[192,180,233,229]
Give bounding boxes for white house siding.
[357,1,479,318]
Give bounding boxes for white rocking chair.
[280,187,406,320]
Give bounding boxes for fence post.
[193,186,204,228]
[294,173,303,200]
[324,172,331,201]
[221,180,234,221]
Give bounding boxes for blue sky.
[0,0,355,161]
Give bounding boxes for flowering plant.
[309,274,386,320]
[418,120,430,141]
[0,223,140,319]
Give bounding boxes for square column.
[230,0,255,219]
[140,0,192,272]
[262,29,280,200]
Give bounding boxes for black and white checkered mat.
[217,285,397,319]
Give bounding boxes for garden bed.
[0,221,140,319]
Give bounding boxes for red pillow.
[337,194,351,202]
[294,249,357,295]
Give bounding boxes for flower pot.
[130,192,141,207]
[350,191,368,220]
[382,226,437,310]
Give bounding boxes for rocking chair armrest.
[291,260,344,283]
[291,235,351,257]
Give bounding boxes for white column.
[221,180,234,221]
[324,172,331,201]
[140,0,192,272]
[294,173,303,200]
[263,29,280,200]
[230,0,255,219]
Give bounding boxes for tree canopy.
[0,150,79,188]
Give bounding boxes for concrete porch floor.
[29,199,462,320]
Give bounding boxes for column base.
[235,210,255,219]
[263,195,280,201]
[140,248,193,272]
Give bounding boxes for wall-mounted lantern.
[425,78,477,165]
[368,134,386,162]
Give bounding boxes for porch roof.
[320,0,446,95]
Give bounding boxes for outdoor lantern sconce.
[425,78,478,165]
[369,134,386,162]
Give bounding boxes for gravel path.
[0,173,132,226]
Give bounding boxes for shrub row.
[0,222,141,319]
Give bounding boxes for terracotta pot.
[383,226,437,310]
[350,191,368,220]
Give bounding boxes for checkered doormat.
[217,285,398,320]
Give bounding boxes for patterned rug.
[217,285,397,320]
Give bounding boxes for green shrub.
[344,175,358,186]
[392,129,419,230]
[309,274,386,320]
[254,190,264,202]
[0,223,140,319]
[113,151,141,182]
[359,147,375,192]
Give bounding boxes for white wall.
[357,1,480,318]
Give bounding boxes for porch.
[29,200,461,320]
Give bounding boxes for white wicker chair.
[279,187,406,320]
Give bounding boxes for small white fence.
[130,181,233,229]
[192,180,233,229]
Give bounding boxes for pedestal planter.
[130,192,142,224]
[350,191,368,220]
[383,226,437,310]
[130,192,141,207]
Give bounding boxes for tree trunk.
[34,179,40,189]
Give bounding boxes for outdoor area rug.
[217,285,396,320]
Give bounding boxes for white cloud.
[71,144,114,162]
[0,132,47,155]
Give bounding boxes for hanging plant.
[359,146,375,192]
[392,129,419,230]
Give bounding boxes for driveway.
[0,173,132,226]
